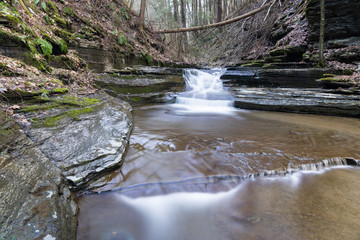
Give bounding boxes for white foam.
[174,69,236,115]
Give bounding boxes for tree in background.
[140,0,146,28]
[319,0,325,67]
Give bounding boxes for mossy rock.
[20,95,99,113]
[343,69,354,75]
[323,73,336,77]
[4,14,20,28]
[0,30,31,49]
[27,95,101,128]
[0,111,21,152]
[318,77,345,82]
[264,56,284,63]
[54,28,73,41]
[54,16,73,32]
[0,87,69,102]
[47,1,59,15]
[23,52,50,72]
[31,106,95,128]
[49,54,86,71]
[269,48,287,57]
[240,60,265,67]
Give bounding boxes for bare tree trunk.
[180,0,187,51]
[217,0,222,22]
[180,0,187,29]
[319,0,325,67]
[199,0,203,25]
[140,0,146,28]
[173,0,179,24]
[217,0,222,32]
[194,0,198,26]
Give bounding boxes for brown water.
[77,104,360,240]
[78,166,360,240]
[87,105,360,192]
[77,69,360,240]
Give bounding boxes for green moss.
[323,74,336,77]
[33,106,95,127]
[67,107,94,119]
[44,15,53,25]
[343,69,354,75]
[47,1,59,15]
[262,63,276,69]
[240,60,265,67]
[0,30,32,49]
[130,96,140,102]
[23,52,49,72]
[269,48,286,56]
[53,88,68,94]
[5,14,20,27]
[63,7,74,16]
[54,16,67,29]
[54,28,73,41]
[20,94,98,113]
[20,102,60,112]
[57,95,99,106]
[20,23,36,36]
[319,77,346,82]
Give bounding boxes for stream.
[77,69,360,240]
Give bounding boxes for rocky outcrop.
[221,67,342,88]
[24,94,133,190]
[95,67,185,106]
[233,87,360,117]
[0,112,77,239]
[306,0,360,43]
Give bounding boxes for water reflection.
[89,105,360,192]
[78,167,360,240]
[77,68,360,240]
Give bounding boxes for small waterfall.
[100,157,359,195]
[174,69,235,114]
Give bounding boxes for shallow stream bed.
[77,69,360,240]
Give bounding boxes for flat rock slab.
[95,72,184,106]
[25,94,133,190]
[233,87,360,117]
[0,113,77,240]
[221,67,343,88]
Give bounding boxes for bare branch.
[154,0,274,34]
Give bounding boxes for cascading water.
[174,69,235,114]
[77,68,360,240]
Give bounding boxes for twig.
[264,0,276,21]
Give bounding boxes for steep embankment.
[1,0,172,71]
[0,0,176,100]
[200,0,359,89]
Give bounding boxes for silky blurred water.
[77,69,360,240]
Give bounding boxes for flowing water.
[77,69,360,240]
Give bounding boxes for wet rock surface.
[0,112,77,240]
[220,67,360,117]
[233,87,360,117]
[221,67,342,88]
[24,94,133,190]
[95,68,185,106]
